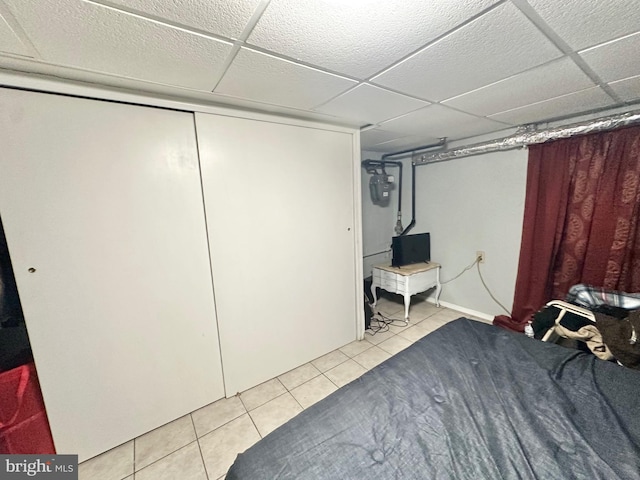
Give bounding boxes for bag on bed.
[531,304,592,343]
[532,303,610,358]
[595,310,640,370]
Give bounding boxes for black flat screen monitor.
[391,233,430,267]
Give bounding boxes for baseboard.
[424,297,494,322]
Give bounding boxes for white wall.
[414,148,528,317]
[361,143,528,318]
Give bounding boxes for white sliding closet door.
[196,113,358,395]
[0,89,224,461]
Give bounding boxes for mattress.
[226,318,640,479]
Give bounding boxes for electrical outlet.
[476,251,485,263]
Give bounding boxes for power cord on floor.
[366,310,408,335]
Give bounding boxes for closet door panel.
[0,89,224,461]
[196,113,357,394]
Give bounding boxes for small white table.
[371,262,442,320]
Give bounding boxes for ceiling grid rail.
[510,0,622,104]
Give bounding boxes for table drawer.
[379,270,396,283]
[380,278,397,291]
[407,270,437,293]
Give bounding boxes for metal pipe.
[415,109,640,165]
[400,163,417,236]
[381,138,447,160]
[365,139,446,237]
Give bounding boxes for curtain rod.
[414,109,640,165]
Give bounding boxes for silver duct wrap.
[415,109,640,165]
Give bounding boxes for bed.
[226,318,640,479]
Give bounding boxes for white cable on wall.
[440,257,479,284]
[440,254,511,315]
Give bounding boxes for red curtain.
[495,126,640,331]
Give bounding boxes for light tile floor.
[78,296,489,480]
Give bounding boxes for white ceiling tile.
[372,2,562,102]
[608,76,640,103]
[366,134,444,153]
[0,54,357,126]
[248,0,500,79]
[580,32,640,83]
[214,48,357,110]
[361,129,406,149]
[443,58,595,116]
[489,87,615,125]
[104,0,262,39]
[2,0,233,91]
[1,0,635,140]
[360,143,396,153]
[315,84,429,125]
[379,104,509,140]
[0,13,29,56]
[527,0,640,51]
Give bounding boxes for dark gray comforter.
[226,318,640,479]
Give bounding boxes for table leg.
[370,282,378,307]
[404,294,410,321]
[435,267,442,307]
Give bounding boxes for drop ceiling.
[0,0,639,153]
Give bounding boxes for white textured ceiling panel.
[444,58,595,116]
[361,128,406,149]
[367,134,443,153]
[315,84,429,125]
[379,104,509,140]
[372,2,562,102]
[0,0,638,147]
[527,0,640,51]
[580,32,640,84]
[2,0,233,91]
[247,0,499,78]
[609,76,640,103]
[0,14,28,56]
[214,48,357,110]
[0,55,356,127]
[104,0,262,39]
[489,87,615,125]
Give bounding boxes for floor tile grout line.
[246,390,294,413]
[288,389,306,411]
[353,360,373,370]
[312,347,365,373]
[196,411,247,440]
[190,414,211,480]
[133,440,200,477]
[351,349,385,371]
[245,410,264,440]
[281,370,324,393]
[323,372,342,389]
[239,378,288,412]
[339,347,374,358]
